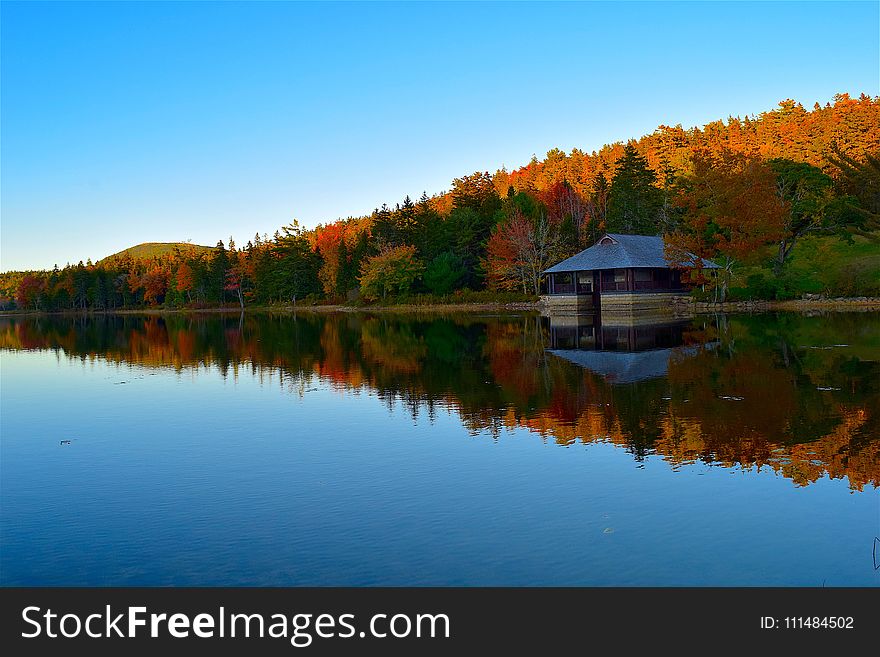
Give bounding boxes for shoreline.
[3,296,880,318]
[0,301,540,317]
[681,297,880,314]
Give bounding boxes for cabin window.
[600,237,615,245]
[556,273,572,285]
[576,272,592,293]
[634,269,653,282]
[613,269,626,283]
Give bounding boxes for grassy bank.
[723,231,880,301]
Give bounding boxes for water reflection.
[547,314,692,352]
[2,311,878,490]
[547,315,711,384]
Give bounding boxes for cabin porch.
[542,267,686,314]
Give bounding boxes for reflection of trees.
[1,311,878,490]
[651,314,880,490]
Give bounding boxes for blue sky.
[2,1,878,271]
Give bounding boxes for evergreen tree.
[210,240,229,304]
[412,195,445,261]
[830,148,880,230]
[424,252,466,295]
[588,171,610,241]
[606,144,663,234]
[371,203,400,247]
[274,222,322,304]
[335,238,357,297]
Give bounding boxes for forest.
[2,93,879,311]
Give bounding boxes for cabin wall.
[546,268,685,296]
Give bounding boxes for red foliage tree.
[668,150,786,300]
[16,275,45,310]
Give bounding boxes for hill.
[99,242,214,264]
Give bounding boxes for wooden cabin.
[542,233,717,313]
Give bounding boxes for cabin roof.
[543,233,719,274]
[547,343,712,384]
[547,348,677,383]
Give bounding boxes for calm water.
[1,311,878,586]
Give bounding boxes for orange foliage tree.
[667,151,786,301]
[314,222,347,297]
[140,266,170,305]
[175,262,194,302]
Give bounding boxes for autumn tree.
[539,180,589,254]
[358,245,424,301]
[175,261,195,303]
[15,274,45,310]
[140,266,169,305]
[668,151,786,301]
[484,194,562,294]
[224,262,247,310]
[314,222,347,297]
[484,220,525,292]
[451,171,501,215]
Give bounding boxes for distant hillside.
[99,242,214,264]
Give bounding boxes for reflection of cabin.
[545,315,714,384]
[542,234,717,313]
[547,314,689,351]
[549,348,689,384]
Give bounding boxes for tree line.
[3,93,878,310]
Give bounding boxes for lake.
[1,311,878,586]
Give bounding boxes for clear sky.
[2,1,878,271]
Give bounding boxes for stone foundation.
[599,292,682,312]
[540,294,595,314]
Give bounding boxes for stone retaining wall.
[599,292,681,312]
[542,293,880,316]
[539,295,595,314]
[671,295,880,314]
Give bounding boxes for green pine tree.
[606,144,663,234]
